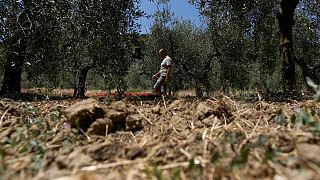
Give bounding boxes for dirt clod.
[197,100,233,122]
[151,105,161,114]
[125,114,143,131]
[197,102,214,120]
[88,142,123,161]
[65,98,105,130]
[109,101,127,111]
[87,118,114,135]
[105,109,127,123]
[296,143,320,165]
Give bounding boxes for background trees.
[0,0,319,97]
[0,0,142,97]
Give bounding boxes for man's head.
[159,48,167,59]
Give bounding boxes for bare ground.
[0,90,320,180]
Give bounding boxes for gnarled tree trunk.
[277,0,299,92]
[73,65,93,98]
[0,37,26,94]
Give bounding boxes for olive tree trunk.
[73,65,93,98]
[0,38,26,94]
[277,0,299,92]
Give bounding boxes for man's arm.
[152,71,160,79]
[165,65,172,82]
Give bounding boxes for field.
[0,89,320,180]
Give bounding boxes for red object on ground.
[87,91,155,97]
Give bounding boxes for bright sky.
[139,0,201,34]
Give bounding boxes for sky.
[139,0,202,34]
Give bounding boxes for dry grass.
[0,90,320,179]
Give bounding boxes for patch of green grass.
[144,165,164,180]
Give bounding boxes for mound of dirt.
[65,99,105,131]
[64,99,147,135]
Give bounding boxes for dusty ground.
[0,90,320,180]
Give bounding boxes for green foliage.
[0,148,6,178]
[1,104,47,175]
[210,150,219,165]
[189,1,305,92]
[263,145,276,163]
[0,101,86,177]
[0,0,143,92]
[291,108,320,135]
[144,165,164,180]
[230,145,250,168]
[256,134,266,147]
[172,170,181,180]
[289,78,320,136]
[141,0,217,96]
[188,157,204,178]
[306,77,320,101]
[276,109,287,125]
[138,0,289,95]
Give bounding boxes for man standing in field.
[152,48,172,95]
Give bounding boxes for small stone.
[125,114,143,131]
[196,102,213,120]
[126,104,136,114]
[87,118,114,136]
[110,101,127,111]
[105,109,127,123]
[151,105,161,114]
[168,100,184,110]
[202,115,216,126]
[87,142,123,161]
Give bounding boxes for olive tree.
[0,0,142,97]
